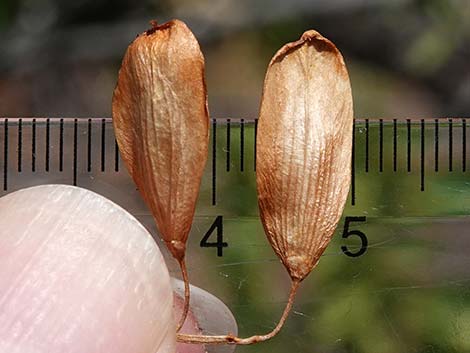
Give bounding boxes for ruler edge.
[0,117,469,208]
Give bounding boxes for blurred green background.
[1,1,470,353]
[0,0,469,118]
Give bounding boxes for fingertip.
[0,185,175,353]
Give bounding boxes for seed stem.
[176,279,300,345]
[176,259,190,332]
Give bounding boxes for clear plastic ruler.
[1,117,469,353]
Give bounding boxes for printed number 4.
[341,216,368,257]
[200,215,228,257]
[201,215,367,258]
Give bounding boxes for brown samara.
[256,30,354,282]
[112,19,209,262]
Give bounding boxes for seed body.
[256,30,353,281]
[112,20,209,261]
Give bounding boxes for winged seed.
[112,20,209,261]
[256,30,354,281]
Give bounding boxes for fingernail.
[173,279,237,353]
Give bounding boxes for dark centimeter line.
[254,118,258,171]
[379,119,383,172]
[420,119,425,191]
[449,118,453,172]
[3,119,8,190]
[240,118,245,172]
[101,119,106,172]
[115,139,119,172]
[59,118,64,172]
[407,119,411,172]
[365,118,369,172]
[393,119,397,172]
[32,119,36,172]
[17,119,22,173]
[463,118,466,172]
[351,119,356,206]
[87,119,92,172]
[226,118,231,172]
[434,119,439,172]
[73,119,78,186]
[45,118,50,172]
[212,118,216,205]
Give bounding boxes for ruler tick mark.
[87,118,92,172]
[365,119,369,173]
[17,118,22,173]
[254,118,258,171]
[393,119,397,172]
[449,118,453,172]
[212,118,217,206]
[3,119,8,190]
[379,119,383,172]
[45,118,50,172]
[114,139,119,172]
[59,118,64,172]
[32,119,36,172]
[463,118,466,172]
[420,119,425,191]
[240,118,245,172]
[101,119,106,172]
[407,119,411,173]
[351,119,356,206]
[73,119,78,186]
[434,119,439,172]
[226,118,231,172]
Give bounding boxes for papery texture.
[256,30,353,281]
[0,185,175,353]
[112,19,209,260]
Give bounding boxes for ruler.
[1,117,469,353]
[1,117,469,215]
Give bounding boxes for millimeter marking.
[101,119,106,172]
[407,119,411,172]
[254,118,258,171]
[379,119,383,172]
[351,119,356,206]
[449,118,453,172]
[59,118,64,172]
[114,139,119,172]
[393,119,397,172]
[32,119,36,172]
[45,118,50,172]
[87,119,92,172]
[365,119,369,173]
[212,118,217,205]
[463,119,466,172]
[435,119,439,172]
[226,118,231,172]
[73,119,78,186]
[420,119,425,191]
[17,119,22,173]
[3,119,8,191]
[240,118,245,172]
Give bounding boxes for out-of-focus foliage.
[0,0,469,117]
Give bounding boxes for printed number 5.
[341,216,368,257]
